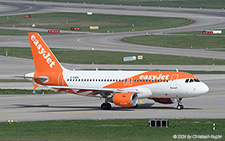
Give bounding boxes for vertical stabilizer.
[28,32,63,73]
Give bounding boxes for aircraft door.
[170,74,179,89]
[58,73,64,86]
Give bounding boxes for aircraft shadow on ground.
[14,103,202,112]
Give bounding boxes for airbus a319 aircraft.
[24,33,209,110]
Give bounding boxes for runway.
[0,74,225,122]
[0,1,225,120]
[1,54,225,120]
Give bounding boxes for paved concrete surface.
[0,1,225,121]
[1,1,225,59]
[0,74,225,121]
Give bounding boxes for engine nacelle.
[112,93,138,107]
[152,98,177,104]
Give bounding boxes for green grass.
[123,34,225,50]
[0,89,59,94]
[1,47,225,65]
[0,119,224,140]
[0,12,192,33]
[34,0,225,9]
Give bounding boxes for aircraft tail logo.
[28,32,63,73]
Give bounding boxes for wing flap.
[48,86,138,93]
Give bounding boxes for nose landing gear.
[176,98,184,110]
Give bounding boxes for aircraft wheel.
[177,105,184,110]
[101,103,111,110]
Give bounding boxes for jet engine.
[152,98,177,104]
[111,93,138,107]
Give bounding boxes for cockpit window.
[185,78,200,83]
[185,79,189,83]
[194,79,200,82]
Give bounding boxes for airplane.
[23,32,209,110]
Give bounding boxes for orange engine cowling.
[152,98,176,104]
[113,93,138,107]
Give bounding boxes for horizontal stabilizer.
[16,75,48,83]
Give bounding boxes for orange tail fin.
[28,33,63,73]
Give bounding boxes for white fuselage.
[62,70,209,98]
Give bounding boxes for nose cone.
[198,82,209,95]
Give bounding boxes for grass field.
[0,119,224,140]
[0,12,192,33]
[0,47,224,65]
[0,89,59,94]
[34,0,225,9]
[123,34,225,50]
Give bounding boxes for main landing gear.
[176,98,184,110]
[101,103,111,110]
[101,98,111,110]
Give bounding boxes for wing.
[48,86,138,94]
